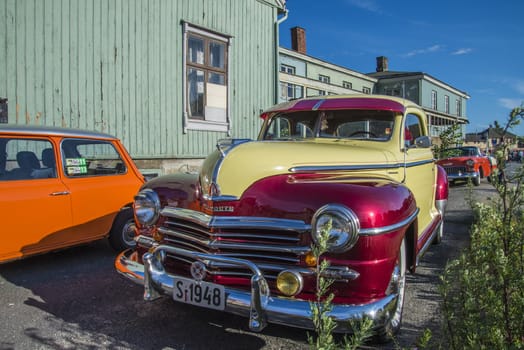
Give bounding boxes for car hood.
[437,156,475,165]
[200,140,400,199]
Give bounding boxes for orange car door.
[58,138,140,242]
[0,139,72,262]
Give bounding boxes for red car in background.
[436,146,495,186]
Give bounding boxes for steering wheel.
[348,130,377,138]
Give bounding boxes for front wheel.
[472,171,481,186]
[377,238,407,341]
[108,208,137,251]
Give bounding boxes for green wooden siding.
[0,0,281,159]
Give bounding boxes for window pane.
[1,138,55,180]
[188,68,205,117]
[209,41,225,69]
[62,139,126,177]
[208,72,225,85]
[188,36,204,64]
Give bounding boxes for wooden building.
[0,0,286,175]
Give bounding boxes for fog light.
[276,270,303,297]
[305,251,317,267]
[153,229,163,242]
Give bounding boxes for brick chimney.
[291,26,306,54]
[376,56,389,72]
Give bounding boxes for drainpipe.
[274,7,289,104]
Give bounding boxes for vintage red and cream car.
[436,146,495,186]
[116,95,448,337]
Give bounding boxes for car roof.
[261,94,421,118]
[0,124,118,140]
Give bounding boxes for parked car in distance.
[116,95,448,339]
[0,125,145,264]
[436,146,495,186]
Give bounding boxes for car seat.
[32,148,57,178]
[11,151,40,179]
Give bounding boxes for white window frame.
[342,81,352,90]
[182,22,232,134]
[431,90,437,110]
[280,82,303,101]
[444,95,450,114]
[319,74,330,84]
[362,87,371,94]
[456,99,462,117]
[280,64,296,74]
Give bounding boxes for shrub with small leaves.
[307,220,375,350]
[439,105,524,350]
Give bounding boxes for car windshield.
[442,147,479,158]
[262,110,395,141]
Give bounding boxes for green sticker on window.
[66,158,86,166]
[66,166,88,175]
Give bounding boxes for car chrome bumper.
[115,245,399,333]
[446,171,478,180]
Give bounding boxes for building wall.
[0,0,282,173]
[420,80,466,117]
[278,48,376,102]
[375,78,420,104]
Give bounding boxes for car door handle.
[50,191,70,196]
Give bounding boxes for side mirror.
[411,136,432,149]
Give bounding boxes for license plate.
[173,276,226,311]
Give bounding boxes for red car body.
[436,146,495,186]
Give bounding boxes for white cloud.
[405,44,442,57]
[498,98,523,109]
[452,48,473,55]
[347,0,381,13]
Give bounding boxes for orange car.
[436,146,495,186]
[0,125,145,263]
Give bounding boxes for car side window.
[264,114,314,140]
[61,138,127,177]
[404,114,423,147]
[0,138,56,181]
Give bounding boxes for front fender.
[236,173,417,230]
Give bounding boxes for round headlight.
[466,159,475,167]
[311,204,360,253]
[276,270,303,296]
[134,189,160,227]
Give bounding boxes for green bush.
[439,106,524,349]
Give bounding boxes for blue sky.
[278,0,524,135]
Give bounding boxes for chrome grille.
[158,207,311,281]
[443,165,467,175]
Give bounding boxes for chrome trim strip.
[162,207,418,237]
[359,208,419,236]
[116,248,395,332]
[446,172,478,180]
[289,160,434,173]
[159,228,309,255]
[290,163,402,173]
[161,207,311,231]
[208,233,300,242]
[405,159,435,168]
[312,99,325,110]
[137,235,358,281]
[206,195,239,202]
[416,215,442,266]
[209,242,310,255]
